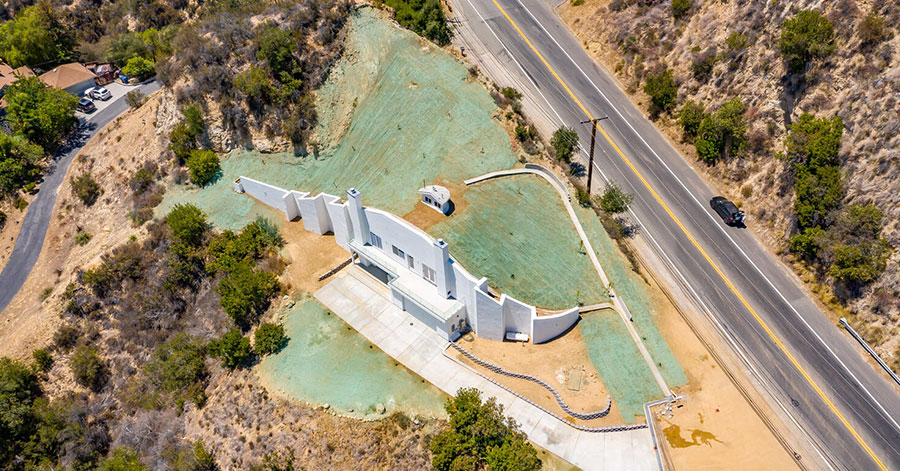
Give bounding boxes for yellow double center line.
[484,0,887,468]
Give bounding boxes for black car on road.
[710,196,745,226]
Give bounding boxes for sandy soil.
[0,198,28,272]
[278,220,355,295]
[450,327,625,427]
[401,178,470,232]
[0,92,167,360]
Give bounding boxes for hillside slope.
[559,0,900,361]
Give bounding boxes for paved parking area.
[315,266,656,471]
[76,81,142,118]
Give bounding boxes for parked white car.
[85,87,112,101]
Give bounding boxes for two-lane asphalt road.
[0,80,161,314]
[451,0,900,469]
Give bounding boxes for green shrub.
[254,322,287,355]
[858,13,890,47]
[99,446,147,471]
[694,98,746,163]
[789,227,825,260]
[208,329,252,369]
[125,90,145,109]
[672,0,692,20]
[575,186,591,208]
[70,345,107,392]
[166,203,208,246]
[514,124,536,143]
[643,68,678,115]
[53,324,80,350]
[783,113,843,170]
[207,217,283,274]
[779,10,836,73]
[0,133,44,198]
[169,104,206,163]
[783,114,844,231]
[726,32,749,51]
[74,230,92,246]
[678,100,706,139]
[72,172,103,206]
[122,56,156,80]
[216,262,280,329]
[501,87,522,101]
[185,149,220,186]
[32,348,54,372]
[144,334,206,394]
[235,64,273,103]
[129,166,156,194]
[383,0,453,46]
[598,181,633,214]
[0,357,44,463]
[828,242,889,284]
[430,388,539,471]
[551,126,578,163]
[691,48,718,82]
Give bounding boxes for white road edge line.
[509,0,900,434]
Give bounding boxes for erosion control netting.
[158,7,516,229]
[430,174,608,309]
[257,298,448,419]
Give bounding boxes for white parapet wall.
[233,175,582,343]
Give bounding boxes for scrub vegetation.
[379,0,453,46]
[561,0,900,351]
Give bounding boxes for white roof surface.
[418,185,450,205]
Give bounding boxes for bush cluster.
[779,10,836,73]
[693,98,746,164]
[643,68,677,115]
[72,172,103,206]
[382,0,453,46]
[430,388,540,471]
[551,126,578,163]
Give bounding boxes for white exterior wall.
[532,308,580,344]
[233,177,583,344]
[502,294,534,335]
[474,290,504,341]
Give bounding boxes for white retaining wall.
[532,308,581,344]
[233,175,582,343]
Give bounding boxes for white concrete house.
[418,185,451,214]
[233,177,581,343]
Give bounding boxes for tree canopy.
[430,388,540,471]
[3,76,78,152]
[185,149,220,186]
[384,0,453,46]
[0,4,74,68]
[779,10,836,73]
[0,132,43,198]
[693,98,746,163]
[166,203,209,247]
[643,68,678,115]
[551,126,578,163]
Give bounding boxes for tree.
[384,0,453,46]
[678,100,706,139]
[430,388,539,471]
[122,56,156,80]
[551,126,578,163]
[793,164,842,231]
[72,172,103,206]
[185,150,220,186]
[858,13,890,47]
[216,262,280,329]
[255,24,302,89]
[0,132,43,198]
[3,77,78,152]
[789,227,825,260]
[208,329,252,369]
[827,241,889,284]
[783,114,844,232]
[671,0,691,20]
[643,68,678,115]
[99,446,147,471]
[70,345,107,392]
[166,203,208,247]
[254,323,286,356]
[0,357,42,462]
[169,104,206,163]
[779,10,836,73]
[104,32,150,68]
[235,65,273,104]
[783,114,843,170]
[144,334,206,401]
[0,4,74,68]
[598,182,633,215]
[694,98,746,163]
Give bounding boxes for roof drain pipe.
[644,395,681,471]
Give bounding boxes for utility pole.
[579,116,608,194]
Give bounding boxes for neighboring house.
[418,184,451,214]
[233,176,582,344]
[0,62,35,110]
[86,63,118,86]
[39,63,97,96]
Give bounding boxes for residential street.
[448,0,900,469]
[0,80,161,314]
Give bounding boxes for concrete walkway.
[465,165,670,396]
[315,266,656,471]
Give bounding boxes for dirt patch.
[278,220,351,295]
[0,92,167,360]
[400,178,469,232]
[449,329,625,427]
[0,195,34,272]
